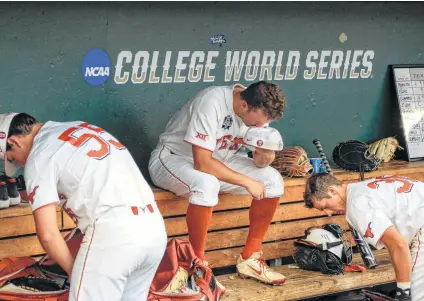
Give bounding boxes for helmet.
[305,224,352,265]
[242,127,283,151]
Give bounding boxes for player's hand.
[245,179,266,200]
[253,148,275,168]
[394,288,411,301]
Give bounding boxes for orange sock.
[242,197,280,259]
[186,203,213,261]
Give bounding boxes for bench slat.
[175,215,350,251]
[0,203,61,219]
[156,186,306,217]
[0,231,71,259]
[0,212,62,238]
[218,249,394,301]
[165,202,327,236]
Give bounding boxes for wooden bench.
[1,160,424,300]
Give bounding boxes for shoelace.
[255,257,268,273]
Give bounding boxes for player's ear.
[7,136,22,150]
[328,185,337,196]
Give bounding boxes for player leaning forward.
[0,113,167,301]
[149,81,287,286]
[304,173,424,301]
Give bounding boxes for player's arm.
[184,95,266,199]
[25,159,74,277]
[33,204,75,277]
[192,145,265,200]
[380,225,412,282]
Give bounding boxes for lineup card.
[394,67,424,160]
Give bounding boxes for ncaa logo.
[82,49,111,86]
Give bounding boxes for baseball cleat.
[0,181,11,209]
[0,175,21,206]
[236,251,286,286]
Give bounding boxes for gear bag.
[0,228,82,301]
[148,238,225,301]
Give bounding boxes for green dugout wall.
[1,2,424,181]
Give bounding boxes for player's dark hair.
[304,173,343,208]
[240,81,286,120]
[6,113,37,151]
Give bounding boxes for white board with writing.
[393,65,424,160]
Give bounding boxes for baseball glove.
[292,240,344,275]
[365,137,404,163]
[271,146,313,177]
[7,276,64,292]
[332,140,380,172]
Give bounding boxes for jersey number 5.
[58,122,126,160]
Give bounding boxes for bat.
[312,139,378,269]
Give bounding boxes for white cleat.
[236,251,286,286]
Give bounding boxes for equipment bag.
[148,238,225,301]
[0,228,82,301]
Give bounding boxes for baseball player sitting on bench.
[149,81,287,287]
[304,173,424,301]
[0,113,167,301]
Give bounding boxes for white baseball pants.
[69,203,167,301]
[148,144,284,207]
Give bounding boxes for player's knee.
[257,166,284,198]
[189,174,220,207]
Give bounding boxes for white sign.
[394,67,424,160]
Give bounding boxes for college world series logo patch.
[222,115,233,130]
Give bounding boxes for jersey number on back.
[367,176,414,194]
[58,122,126,160]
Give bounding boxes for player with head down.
[149,81,287,287]
[304,173,424,301]
[0,113,167,301]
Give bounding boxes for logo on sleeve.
[0,131,6,139]
[257,140,264,147]
[364,222,374,238]
[367,176,414,194]
[28,186,39,205]
[195,132,208,141]
[222,115,233,130]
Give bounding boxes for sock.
[397,282,411,293]
[242,197,280,260]
[186,203,213,261]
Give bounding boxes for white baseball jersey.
[24,121,156,233]
[157,84,249,162]
[346,175,424,249]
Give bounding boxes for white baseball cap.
[240,127,283,151]
[0,113,22,176]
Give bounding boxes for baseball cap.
[0,113,21,176]
[234,127,284,151]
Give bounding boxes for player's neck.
[31,123,44,139]
[233,90,242,117]
[339,184,348,205]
